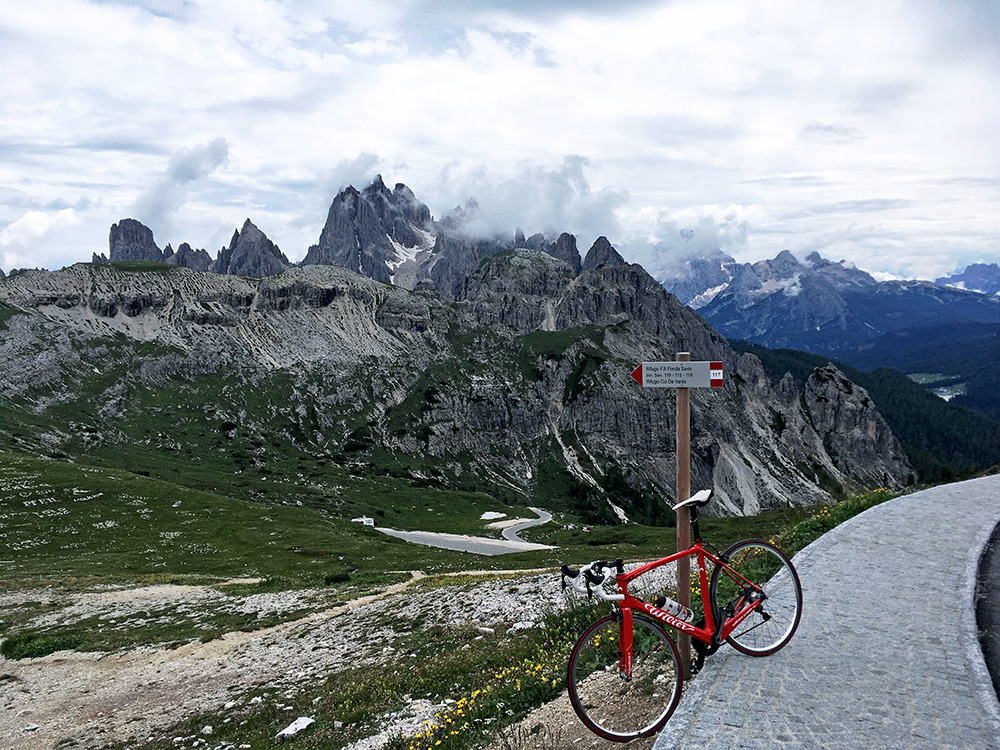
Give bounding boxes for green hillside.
[0,450,488,584]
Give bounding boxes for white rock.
[275,716,314,740]
[24,724,40,732]
[201,725,213,735]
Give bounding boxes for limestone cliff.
[0,256,914,518]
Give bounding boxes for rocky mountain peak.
[550,232,582,275]
[302,177,433,285]
[765,250,803,278]
[391,182,432,226]
[214,219,290,277]
[100,218,163,263]
[581,236,626,273]
[165,242,213,273]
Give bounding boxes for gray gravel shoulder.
[654,476,1000,750]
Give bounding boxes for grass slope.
[0,450,496,585]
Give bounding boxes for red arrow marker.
[630,364,644,386]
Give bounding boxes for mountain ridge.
[691,250,1000,355]
[0,255,914,519]
[89,176,630,302]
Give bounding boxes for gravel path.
[653,475,1000,750]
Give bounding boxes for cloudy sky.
[2,0,998,281]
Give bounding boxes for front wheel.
[709,539,802,656]
[567,613,683,742]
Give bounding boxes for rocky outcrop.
[548,233,582,275]
[459,249,576,330]
[581,236,626,273]
[165,243,213,273]
[803,364,912,489]
[97,218,163,263]
[422,233,512,297]
[94,219,214,274]
[213,220,290,277]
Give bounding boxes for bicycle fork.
[617,608,634,679]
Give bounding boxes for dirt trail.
[1,573,426,750]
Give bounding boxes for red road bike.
[560,490,803,741]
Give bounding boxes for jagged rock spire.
[214,219,290,277]
[165,242,213,273]
[302,175,432,284]
[550,233,582,275]
[581,236,626,273]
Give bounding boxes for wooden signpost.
[630,352,723,675]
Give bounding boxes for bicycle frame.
[613,542,763,676]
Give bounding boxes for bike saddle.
[672,489,712,510]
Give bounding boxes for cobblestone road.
[654,476,1000,750]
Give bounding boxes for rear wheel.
[567,613,683,741]
[709,539,802,656]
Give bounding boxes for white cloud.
[421,156,629,243]
[0,0,998,276]
[622,203,766,278]
[132,138,230,236]
[0,209,81,271]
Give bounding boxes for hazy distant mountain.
[936,263,1000,295]
[698,250,1000,354]
[659,248,739,308]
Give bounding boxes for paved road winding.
[654,475,1000,750]
[501,507,553,543]
[375,508,555,556]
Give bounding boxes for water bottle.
[654,594,694,623]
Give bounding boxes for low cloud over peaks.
[428,156,629,242]
[624,204,764,280]
[132,137,230,233]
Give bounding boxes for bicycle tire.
[567,612,683,742]
[709,539,802,656]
